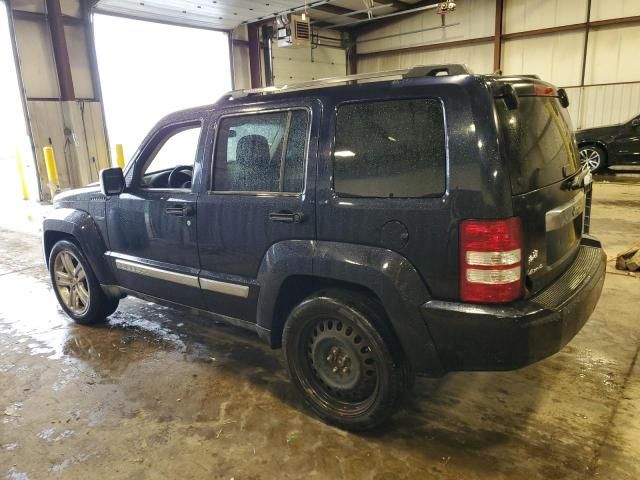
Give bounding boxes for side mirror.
[632,118,640,128]
[100,167,125,196]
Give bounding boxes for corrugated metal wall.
[355,0,640,129]
[273,44,346,85]
[503,0,587,32]
[272,29,346,85]
[358,0,495,55]
[567,83,640,129]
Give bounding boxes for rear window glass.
[497,96,579,194]
[333,99,446,198]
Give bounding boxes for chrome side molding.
[115,259,200,288]
[114,258,249,298]
[200,277,249,298]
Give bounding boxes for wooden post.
[493,0,504,72]
[45,0,75,100]
[247,23,262,88]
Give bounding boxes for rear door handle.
[268,210,305,223]
[165,204,196,217]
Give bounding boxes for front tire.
[579,145,606,173]
[283,289,412,431]
[49,240,119,325]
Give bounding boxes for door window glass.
[333,99,446,198]
[140,124,201,189]
[213,110,308,193]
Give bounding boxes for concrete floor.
[1,178,639,480]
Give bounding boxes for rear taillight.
[460,217,523,303]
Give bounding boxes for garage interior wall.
[9,0,111,201]
[230,25,251,90]
[232,23,347,89]
[272,28,346,85]
[356,0,640,129]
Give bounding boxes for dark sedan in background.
[576,114,640,172]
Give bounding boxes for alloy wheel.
[53,250,90,316]
[580,147,601,171]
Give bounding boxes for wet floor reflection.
[1,219,639,478]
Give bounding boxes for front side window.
[213,110,308,193]
[139,124,201,189]
[333,99,446,198]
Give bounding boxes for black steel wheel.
[283,289,412,431]
[49,240,119,325]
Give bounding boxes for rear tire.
[579,145,606,173]
[49,240,119,325]
[283,289,412,431]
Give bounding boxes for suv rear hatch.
[494,78,588,296]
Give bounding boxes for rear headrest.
[236,134,270,166]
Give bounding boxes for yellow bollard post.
[115,144,125,169]
[43,146,60,193]
[15,149,30,201]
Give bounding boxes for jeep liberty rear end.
[423,75,605,372]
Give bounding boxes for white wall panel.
[27,100,110,199]
[590,0,640,21]
[273,44,345,85]
[12,1,45,14]
[27,101,69,196]
[13,19,59,98]
[504,0,587,34]
[584,24,640,85]
[569,83,640,129]
[61,0,82,18]
[502,31,585,86]
[65,24,95,98]
[563,87,582,128]
[64,101,110,183]
[231,26,250,90]
[358,0,494,55]
[358,42,494,75]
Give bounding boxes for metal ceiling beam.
[376,0,412,11]
[312,4,368,20]
[357,35,493,58]
[327,1,440,29]
[351,0,440,34]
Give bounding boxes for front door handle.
[165,204,196,217]
[269,210,305,224]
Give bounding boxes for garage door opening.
[0,1,36,203]
[92,14,232,164]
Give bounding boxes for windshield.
[497,96,579,195]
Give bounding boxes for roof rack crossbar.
[222,64,471,100]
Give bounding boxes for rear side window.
[497,96,579,194]
[333,99,446,198]
[213,110,308,193]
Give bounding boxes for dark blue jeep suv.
[43,65,606,430]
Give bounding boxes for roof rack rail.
[222,64,471,100]
[404,64,471,78]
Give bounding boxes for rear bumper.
[422,237,606,371]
